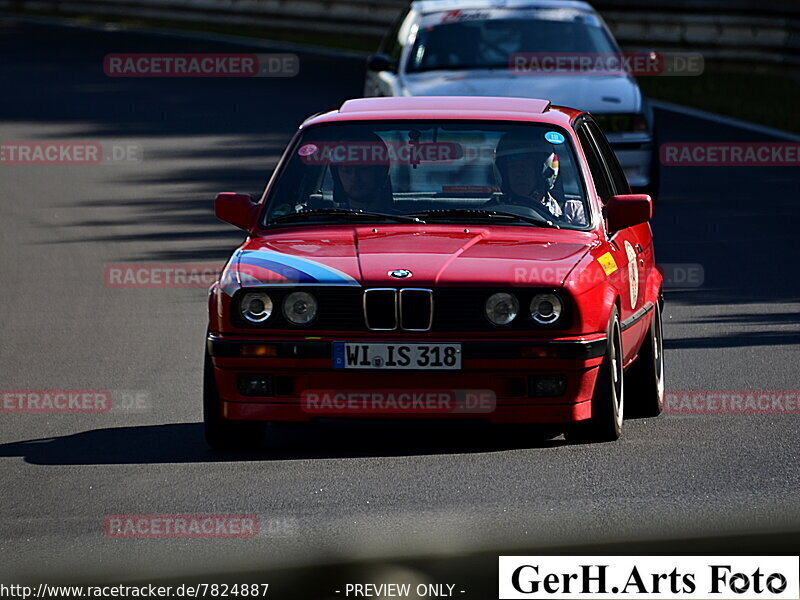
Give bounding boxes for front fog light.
[283,291,318,325]
[530,293,562,325]
[528,375,567,397]
[240,292,273,323]
[485,292,519,325]
[237,374,273,397]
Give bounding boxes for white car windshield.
[407,8,618,73]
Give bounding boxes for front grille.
[364,288,397,330]
[364,288,433,331]
[399,288,433,331]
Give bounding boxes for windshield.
[263,121,590,229]
[407,8,618,73]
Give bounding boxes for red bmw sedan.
[204,96,664,449]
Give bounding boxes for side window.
[380,9,411,63]
[585,120,629,195]
[576,121,613,202]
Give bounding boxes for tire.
[626,299,665,418]
[566,306,624,442]
[203,349,266,451]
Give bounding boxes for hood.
[220,225,595,294]
[400,70,641,114]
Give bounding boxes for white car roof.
[413,0,597,15]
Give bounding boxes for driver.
[494,132,586,225]
[330,132,394,213]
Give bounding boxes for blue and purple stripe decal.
[221,249,359,295]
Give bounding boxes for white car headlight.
[283,291,318,325]
[485,292,519,326]
[530,293,562,325]
[240,292,273,323]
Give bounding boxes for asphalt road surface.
[1,16,798,596]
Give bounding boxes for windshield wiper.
[406,209,560,229]
[268,208,425,225]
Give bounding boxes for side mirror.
[215,192,256,230]
[606,194,652,232]
[366,53,396,73]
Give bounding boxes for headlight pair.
[485,292,562,326]
[239,291,317,325]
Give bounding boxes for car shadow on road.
[0,421,568,465]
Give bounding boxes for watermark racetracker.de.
[103,514,299,538]
[513,263,704,289]
[0,141,142,164]
[0,389,151,413]
[105,263,222,288]
[660,142,800,166]
[665,390,800,414]
[104,514,259,538]
[301,389,496,415]
[0,390,111,413]
[509,52,704,76]
[103,53,299,77]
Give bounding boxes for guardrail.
[601,5,800,65]
[0,0,408,36]
[1,0,797,65]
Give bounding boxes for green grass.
[637,62,800,134]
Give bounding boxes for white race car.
[365,0,658,194]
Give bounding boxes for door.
[576,117,647,364]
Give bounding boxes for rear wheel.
[626,299,665,418]
[566,307,624,442]
[203,349,266,451]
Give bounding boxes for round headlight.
[485,292,519,326]
[283,291,318,325]
[240,292,273,323]
[530,293,562,325]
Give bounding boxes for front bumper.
[207,334,606,424]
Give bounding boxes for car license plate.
[333,342,461,370]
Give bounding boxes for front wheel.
[626,299,665,418]
[203,350,265,451]
[566,306,624,442]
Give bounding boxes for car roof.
[301,97,582,129]
[412,0,596,15]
